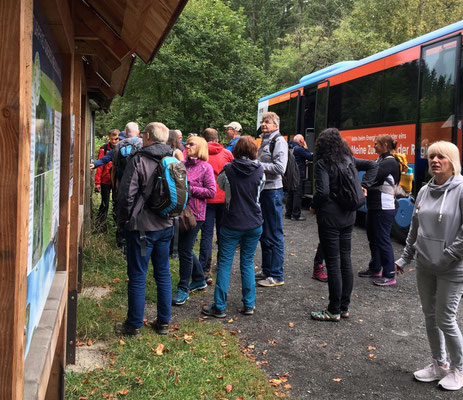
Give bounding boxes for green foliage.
[96,0,266,137]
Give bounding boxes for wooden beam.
[121,0,152,62]
[39,0,74,55]
[0,0,33,398]
[74,0,131,61]
[75,39,122,70]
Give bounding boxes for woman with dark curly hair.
[310,128,377,321]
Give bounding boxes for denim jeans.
[417,267,463,370]
[178,221,204,292]
[213,226,263,312]
[125,227,174,327]
[367,209,396,278]
[260,189,285,281]
[318,222,354,314]
[199,203,224,272]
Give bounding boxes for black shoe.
[240,306,255,315]
[115,321,141,337]
[201,305,226,318]
[291,216,306,221]
[151,319,169,335]
[205,274,213,285]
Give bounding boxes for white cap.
[224,121,242,132]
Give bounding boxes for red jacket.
[207,142,233,203]
[95,142,113,186]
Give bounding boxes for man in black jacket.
[115,122,174,336]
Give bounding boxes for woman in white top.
[167,129,184,161]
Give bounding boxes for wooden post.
[0,0,33,398]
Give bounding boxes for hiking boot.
[240,306,255,315]
[438,367,463,390]
[255,270,268,281]
[414,360,449,382]
[205,274,213,285]
[151,319,169,335]
[114,321,141,337]
[201,305,226,318]
[257,277,284,287]
[312,264,328,282]
[358,268,382,278]
[291,216,306,221]
[189,280,208,292]
[373,277,396,286]
[172,289,189,306]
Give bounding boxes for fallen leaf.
[113,278,121,283]
[225,384,234,393]
[228,318,234,323]
[217,375,224,380]
[119,339,126,346]
[288,322,294,327]
[269,379,282,387]
[367,346,376,350]
[117,389,130,396]
[76,340,85,347]
[135,376,143,385]
[78,397,88,400]
[174,374,179,386]
[369,354,376,359]
[87,339,93,346]
[290,253,296,257]
[321,342,328,348]
[155,343,164,356]
[247,344,255,350]
[333,378,343,382]
[274,392,286,398]
[284,384,292,389]
[221,342,227,347]
[235,397,244,400]
[408,268,415,272]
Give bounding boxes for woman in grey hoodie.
[395,141,463,391]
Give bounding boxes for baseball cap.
[224,121,242,132]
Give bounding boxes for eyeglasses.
[260,120,275,125]
[185,143,197,147]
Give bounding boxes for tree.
[96,0,266,138]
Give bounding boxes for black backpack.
[269,134,300,192]
[330,157,365,211]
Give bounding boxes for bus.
[257,20,463,241]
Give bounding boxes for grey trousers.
[417,267,463,370]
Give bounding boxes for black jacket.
[312,156,378,228]
[117,143,173,231]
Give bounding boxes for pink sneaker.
[312,264,328,282]
[414,360,449,382]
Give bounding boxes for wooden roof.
[43,0,188,104]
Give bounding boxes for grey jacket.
[396,174,463,280]
[257,130,288,190]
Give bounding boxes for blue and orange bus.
[257,20,463,241]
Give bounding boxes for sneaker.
[172,289,189,306]
[257,277,284,287]
[114,321,141,337]
[291,216,307,221]
[312,264,328,282]
[414,360,449,382]
[201,305,226,318]
[438,367,463,390]
[205,274,213,285]
[373,277,396,286]
[255,270,268,281]
[240,306,255,315]
[358,268,382,278]
[151,319,169,335]
[189,280,208,292]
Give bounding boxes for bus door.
[301,85,317,195]
[416,35,462,190]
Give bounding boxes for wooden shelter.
[0,0,188,398]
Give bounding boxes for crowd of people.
[91,113,463,391]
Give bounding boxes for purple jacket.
[184,158,216,221]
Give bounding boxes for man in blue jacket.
[285,134,313,221]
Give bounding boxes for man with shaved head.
[285,134,312,221]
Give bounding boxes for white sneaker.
[438,368,463,391]
[414,360,449,382]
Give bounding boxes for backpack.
[147,156,189,218]
[269,134,300,192]
[330,157,365,211]
[116,137,139,179]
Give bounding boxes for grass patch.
[67,199,280,398]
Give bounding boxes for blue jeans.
[199,203,224,272]
[260,189,284,281]
[125,227,174,327]
[213,226,263,312]
[178,221,204,292]
[367,209,396,278]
